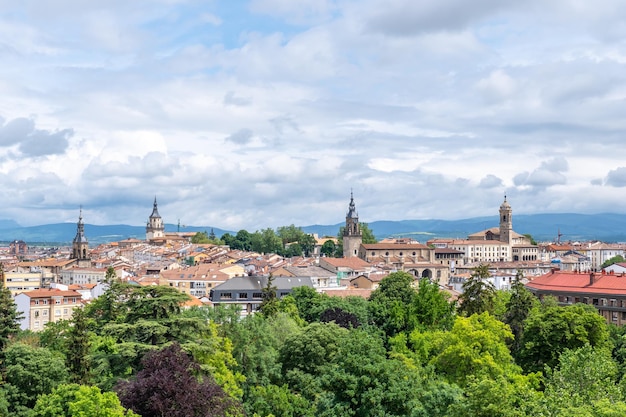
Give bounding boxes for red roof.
[22,288,82,298]
[527,270,626,295]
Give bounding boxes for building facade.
[15,288,83,331]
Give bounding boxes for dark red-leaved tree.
[115,343,241,417]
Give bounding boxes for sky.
[1,0,626,231]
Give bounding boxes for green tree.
[448,373,543,417]
[260,274,279,318]
[458,264,496,316]
[32,383,138,417]
[124,285,190,322]
[1,343,69,415]
[105,266,117,283]
[543,345,622,410]
[245,384,313,417]
[299,233,316,257]
[602,255,625,269]
[368,271,417,337]
[410,278,456,331]
[427,312,520,388]
[251,228,283,254]
[517,303,610,373]
[502,271,537,354]
[191,231,211,244]
[0,265,22,355]
[66,307,92,385]
[320,240,337,258]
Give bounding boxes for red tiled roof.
[526,270,626,295]
[22,288,82,298]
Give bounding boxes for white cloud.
[0,0,626,229]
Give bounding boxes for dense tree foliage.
[516,302,610,373]
[115,343,241,417]
[32,383,137,417]
[502,271,537,353]
[458,264,496,316]
[6,263,626,416]
[1,343,69,416]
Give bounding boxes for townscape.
[2,194,626,416]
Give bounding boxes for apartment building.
[14,288,83,331]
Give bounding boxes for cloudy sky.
[1,0,626,231]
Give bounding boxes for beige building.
[59,267,107,285]
[429,196,538,265]
[358,241,450,284]
[3,272,45,296]
[15,288,83,331]
[159,263,246,298]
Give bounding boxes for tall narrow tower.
[499,195,513,245]
[71,207,90,267]
[146,197,165,240]
[343,191,362,258]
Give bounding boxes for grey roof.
[282,265,336,278]
[212,275,314,292]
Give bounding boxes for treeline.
[2,268,626,416]
[191,222,376,258]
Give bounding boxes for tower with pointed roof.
[499,194,513,245]
[146,197,165,241]
[71,208,90,267]
[343,191,362,258]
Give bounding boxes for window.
[34,321,40,328]
[55,299,61,305]
[222,292,232,299]
[34,300,39,305]
[55,309,61,316]
[42,310,48,316]
[63,309,68,315]
[253,292,263,298]
[239,293,248,299]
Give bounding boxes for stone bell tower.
[146,197,165,241]
[342,191,362,258]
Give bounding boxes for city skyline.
[1,1,626,230]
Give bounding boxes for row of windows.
[221,292,278,300]
[34,298,77,305]
[370,251,422,257]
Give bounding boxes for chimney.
[589,272,596,286]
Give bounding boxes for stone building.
[70,208,90,267]
[343,192,362,258]
[146,197,165,241]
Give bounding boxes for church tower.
[499,195,513,245]
[146,197,165,241]
[71,208,90,267]
[343,191,362,258]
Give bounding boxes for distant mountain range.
[2,213,626,245]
